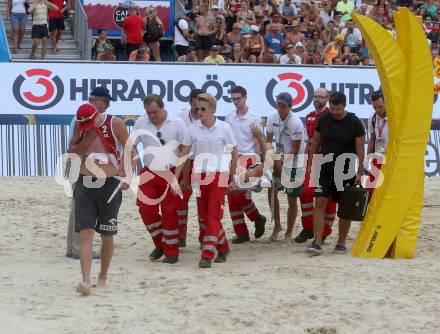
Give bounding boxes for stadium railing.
[72,0,92,60]
[0,12,10,62]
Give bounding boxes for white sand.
[0,177,439,334]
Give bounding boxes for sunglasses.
[156,131,165,145]
[194,107,207,111]
[286,46,293,49]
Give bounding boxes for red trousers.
[196,172,229,260]
[177,186,193,240]
[227,155,261,236]
[300,171,335,237]
[368,158,383,201]
[137,167,179,257]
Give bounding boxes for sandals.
[29,54,36,60]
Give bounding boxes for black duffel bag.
[337,185,369,221]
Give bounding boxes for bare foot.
[97,279,107,288]
[283,232,293,243]
[269,226,283,241]
[76,282,91,296]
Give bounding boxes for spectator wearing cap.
[265,92,306,241]
[123,6,144,56]
[336,0,355,23]
[204,45,226,63]
[294,41,306,63]
[279,43,301,64]
[211,5,224,20]
[129,43,151,61]
[264,23,284,60]
[246,24,264,63]
[279,0,297,25]
[323,33,344,65]
[341,19,363,53]
[284,20,305,47]
[174,12,195,58]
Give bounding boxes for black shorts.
[48,17,65,32]
[31,24,49,39]
[175,45,189,57]
[74,175,122,235]
[314,165,356,203]
[196,35,214,51]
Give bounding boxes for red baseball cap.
[76,103,97,131]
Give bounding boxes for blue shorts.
[11,12,28,29]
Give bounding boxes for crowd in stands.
[92,0,439,64]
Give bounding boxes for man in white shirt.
[133,94,189,264]
[279,43,301,65]
[176,93,239,268]
[174,12,194,57]
[265,92,306,241]
[176,88,204,247]
[225,86,267,244]
[366,90,388,200]
[340,19,362,53]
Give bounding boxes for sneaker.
[231,232,250,244]
[333,244,347,254]
[254,215,267,239]
[199,257,212,268]
[293,229,314,243]
[214,249,230,263]
[162,256,179,264]
[306,242,322,256]
[178,239,187,248]
[149,247,164,261]
[72,251,101,260]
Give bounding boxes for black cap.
[276,92,293,107]
[90,86,115,101]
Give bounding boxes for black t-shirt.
[316,112,365,169]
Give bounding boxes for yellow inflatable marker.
[351,9,433,259]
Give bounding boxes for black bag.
[143,17,163,43]
[337,185,369,221]
[24,1,31,15]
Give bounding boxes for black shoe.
[214,249,230,263]
[178,239,186,248]
[231,232,250,244]
[199,257,212,268]
[254,215,267,239]
[149,247,163,261]
[293,229,314,243]
[162,256,179,264]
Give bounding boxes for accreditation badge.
[375,138,386,154]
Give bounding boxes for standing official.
[225,86,267,244]
[295,88,336,243]
[307,92,365,256]
[134,94,188,264]
[176,88,204,247]
[177,93,238,268]
[266,92,306,242]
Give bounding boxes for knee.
[80,229,94,242]
[315,198,327,211]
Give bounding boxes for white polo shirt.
[368,112,388,154]
[177,108,199,156]
[266,111,306,168]
[183,119,237,173]
[133,112,188,171]
[225,108,262,155]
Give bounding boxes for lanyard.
[376,116,387,139]
[278,112,292,144]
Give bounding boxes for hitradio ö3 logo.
[13,69,64,110]
[266,72,314,112]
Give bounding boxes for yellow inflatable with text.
[351,9,433,258]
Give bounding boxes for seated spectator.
[341,19,362,53]
[294,41,306,63]
[254,0,272,26]
[177,47,199,62]
[313,45,325,65]
[261,46,278,63]
[279,43,301,64]
[336,0,355,23]
[92,29,112,59]
[279,0,297,25]
[267,12,285,34]
[307,29,323,53]
[246,24,264,63]
[284,20,305,46]
[129,44,150,61]
[204,45,226,63]
[254,13,266,34]
[225,0,241,32]
[224,22,242,51]
[321,20,338,45]
[228,42,247,62]
[319,2,335,28]
[264,23,283,59]
[97,44,117,61]
[214,16,226,46]
[323,33,344,65]
[236,1,256,35]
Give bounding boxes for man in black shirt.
[307,92,365,256]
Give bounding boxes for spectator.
[245,24,264,63]
[279,43,301,64]
[341,19,362,53]
[129,43,151,61]
[313,45,325,65]
[6,0,28,54]
[177,47,199,62]
[422,0,438,18]
[97,44,117,61]
[254,13,266,34]
[264,22,283,59]
[92,29,112,60]
[143,6,164,61]
[48,0,69,55]
[268,11,285,34]
[294,41,306,63]
[174,12,195,58]
[319,2,335,28]
[123,6,144,56]
[204,45,226,63]
[224,22,242,51]
[307,29,323,53]
[284,20,305,46]
[214,16,227,46]
[254,0,272,26]
[261,46,277,63]
[211,5,224,20]
[28,0,59,60]
[236,1,256,35]
[323,33,344,65]
[321,20,338,45]
[279,0,297,25]
[228,42,247,62]
[225,0,241,32]
[336,0,355,23]
[195,4,217,59]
